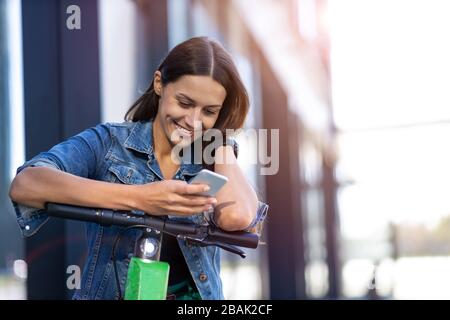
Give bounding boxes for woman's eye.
[204,109,217,116]
[178,101,191,107]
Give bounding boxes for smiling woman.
[9,36,268,300]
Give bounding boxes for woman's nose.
[185,109,202,130]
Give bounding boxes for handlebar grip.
[45,203,166,229]
[163,220,198,235]
[45,203,197,234]
[46,203,102,223]
[207,228,259,248]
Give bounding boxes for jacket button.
[199,273,208,282]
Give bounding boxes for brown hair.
[124,36,249,132]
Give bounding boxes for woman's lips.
[173,120,194,137]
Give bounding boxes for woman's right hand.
[133,180,217,216]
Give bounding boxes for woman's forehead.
[168,75,226,106]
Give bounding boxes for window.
[0,0,26,300]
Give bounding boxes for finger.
[180,183,210,195]
[177,194,217,206]
[170,204,213,216]
[164,194,215,210]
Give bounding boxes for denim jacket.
[11,120,268,300]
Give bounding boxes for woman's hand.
[132,180,217,216]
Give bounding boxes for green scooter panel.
[124,257,170,300]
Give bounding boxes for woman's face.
[154,71,226,147]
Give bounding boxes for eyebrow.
[176,93,222,109]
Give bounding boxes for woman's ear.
[153,71,162,96]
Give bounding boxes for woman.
[9,36,268,300]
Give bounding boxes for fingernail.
[204,186,210,192]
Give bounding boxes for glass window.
[99,0,138,123]
[0,0,26,300]
[300,138,329,298]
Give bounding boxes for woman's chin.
[169,132,193,147]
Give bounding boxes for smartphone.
[188,169,228,197]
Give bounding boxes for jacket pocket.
[107,162,148,185]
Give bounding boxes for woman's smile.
[173,119,193,135]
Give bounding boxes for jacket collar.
[123,121,152,155]
[123,120,203,178]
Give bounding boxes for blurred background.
[1,0,450,299]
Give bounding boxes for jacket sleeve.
[243,200,269,235]
[10,123,112,237]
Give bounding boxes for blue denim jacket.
[11,120,268,300]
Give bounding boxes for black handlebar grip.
[163,220,198,235]
[45,203,166,229]
[46,203,102,223]
[207,228,259,248]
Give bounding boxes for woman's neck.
[152,119,174,160]
[153,119,181,179]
